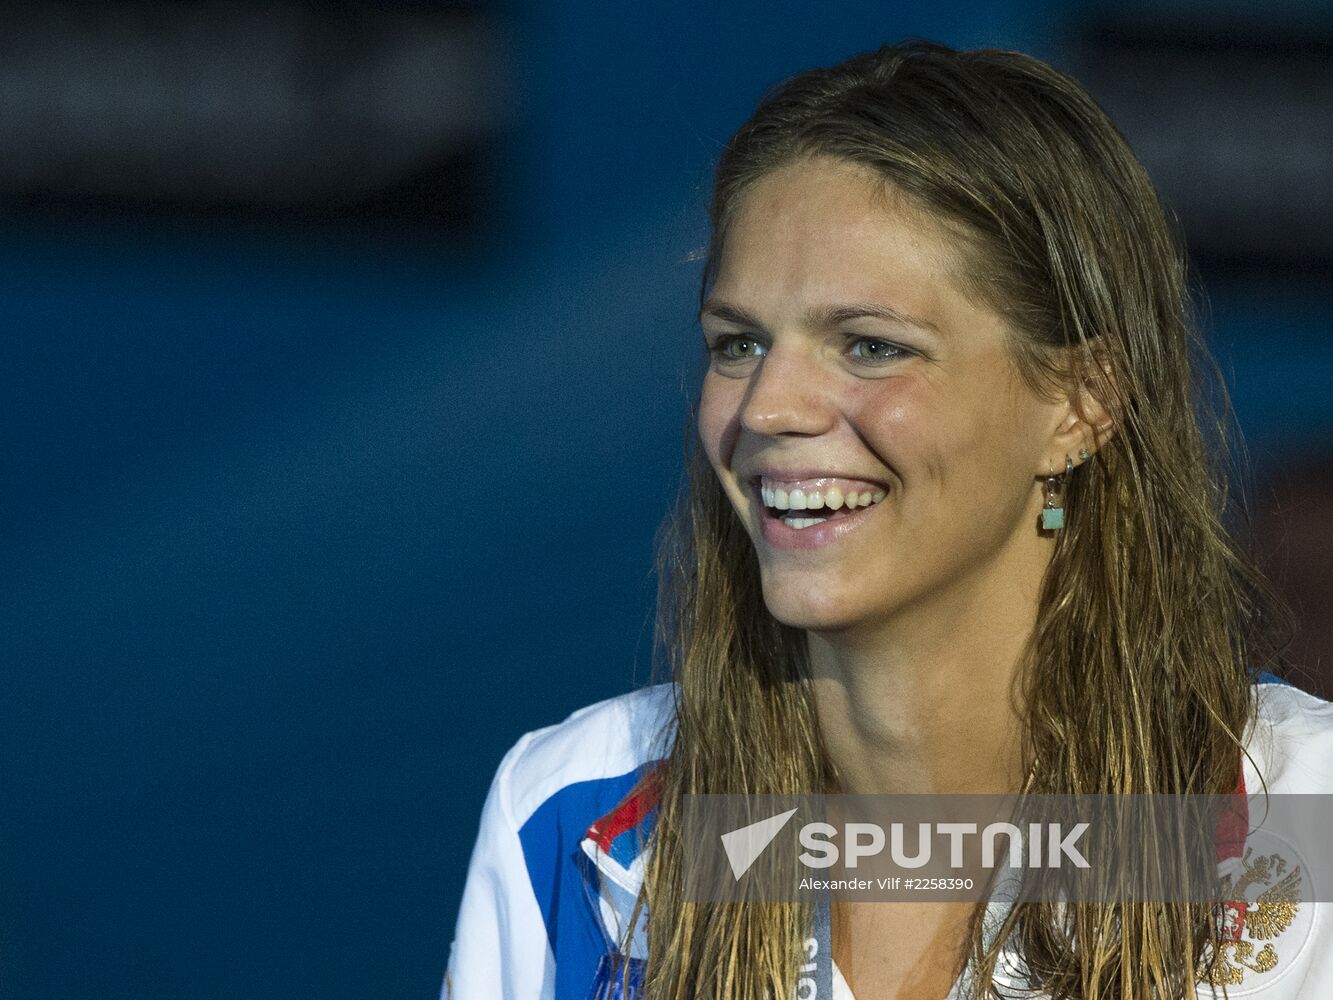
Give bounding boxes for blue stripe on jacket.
[517,768,644,999]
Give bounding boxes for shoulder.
[494,682,676,832]
[446,684,676,996]
[1244,678,1333,794]
[1202,681,1333,997]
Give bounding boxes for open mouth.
[755,476,888,530]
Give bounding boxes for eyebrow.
[698,300,939,334]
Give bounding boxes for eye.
[708,334,768,361]
[847,336,910,365]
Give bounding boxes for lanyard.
[798,882,835,999]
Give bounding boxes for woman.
[444,40,1333,999]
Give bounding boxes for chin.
[758,574,871,633]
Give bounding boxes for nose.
[738,344,836,438]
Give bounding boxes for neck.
[807,551,1044,796]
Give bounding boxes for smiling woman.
[443,40,1333,1000]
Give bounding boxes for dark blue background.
[4,2,1331,997]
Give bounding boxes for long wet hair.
[618,40,1294,999]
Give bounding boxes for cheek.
[844,380,945,473]
[697,374,741,469]
[846,376,1012,491]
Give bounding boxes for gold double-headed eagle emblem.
[1198,848,1303,987]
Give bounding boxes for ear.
[1042,341,1120,474]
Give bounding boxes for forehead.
[710,156,976,318]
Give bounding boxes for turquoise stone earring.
[1041,476,1065,530]
[1041,455,1074,530]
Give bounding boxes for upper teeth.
[759,477,887,512]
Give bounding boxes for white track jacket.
[445,676,1333,999]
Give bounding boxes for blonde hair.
[616,40,1294,999]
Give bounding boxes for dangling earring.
[1041,455,1074,530]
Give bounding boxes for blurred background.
[3,1,1331,997]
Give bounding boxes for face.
[698,155,1067,634]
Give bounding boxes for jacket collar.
[578,763,663,959]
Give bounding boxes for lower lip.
[756,493,884,550]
